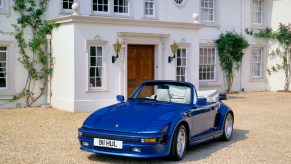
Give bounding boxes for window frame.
[0,47,7,89]
[92,0,110,15]
[0,0,3,9]
[251,47,264,79]
[144,0,155,18]
[252,0,264,25]
[86,40,108,92]
[200,0,215,23]
[176,48,187,82]
[113,0,130,16]
[0,41,15,96]
[199,47,217,82]
[62,0,74,12]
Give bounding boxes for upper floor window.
[176,48,187,82]
[145,0,155,17]
[252,0,264,25]
[63,0,74,11]
[93,0,109,14]
[199,47,216,81]
[0,0,3,9]
[251,48,263,78]
[0,47,7,88]
[201,0,214,22]
[114,0,129,15]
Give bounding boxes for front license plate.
[94,138,123,149]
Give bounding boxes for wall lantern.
[112,38,122,63]
[168,40,179,63]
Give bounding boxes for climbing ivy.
[215,31,249,93]
[0,0,59,106]
[246,23,291,91]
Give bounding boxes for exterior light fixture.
[112,38,122,63]
[168,40,179,63]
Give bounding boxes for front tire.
[170,124,187,161]
[221,113,234,141]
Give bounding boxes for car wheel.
[221,113,233,141]
[170,124,187,161]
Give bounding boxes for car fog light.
[81,142,89,147]
[131,147,142,153]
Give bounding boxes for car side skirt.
[189,130,223,147]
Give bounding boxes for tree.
[246,23,291,91]
[215,31,249,93]
[0,0,59,106]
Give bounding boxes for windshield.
[129,82,192,104]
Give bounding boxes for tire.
[169,124,187,161]
[221,113,234,141]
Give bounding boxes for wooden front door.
[127,45,154,97]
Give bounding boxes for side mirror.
[196,98,207,106]
[116,95,125,103]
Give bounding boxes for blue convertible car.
[78,80,234,160]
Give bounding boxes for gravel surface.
[1,92,291,163]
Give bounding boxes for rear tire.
[221,113,233,141]
[169,124,187,161]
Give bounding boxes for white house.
[0,0,291,112]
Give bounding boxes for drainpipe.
[46,34,52,105]
[240,0,244,92]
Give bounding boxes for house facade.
[0,0,290,112]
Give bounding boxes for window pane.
[89,46,103,88]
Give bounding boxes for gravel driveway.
[1,92,291,163]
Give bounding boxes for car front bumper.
[78,129,172,158]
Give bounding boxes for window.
[93,0,109,14]
[114,0,129,14]
[176,48,187,82]
[199,47,216,81]
[0,0,3,9]
[201,0,214,22]
[63,0,74,10]
[252,0,263,25]
[251,48,263,78]
[145,0,155,17]
[89,46,103,88]
[0,47,7,88]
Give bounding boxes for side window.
[176,48,187,82]
[199,47,216,81]
[0,47,7,88]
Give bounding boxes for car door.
[188,103,217,137]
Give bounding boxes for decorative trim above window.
[86,40,108,92]
[173,0,187,8]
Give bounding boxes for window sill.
[142,17,159,20]
[199,81,221,87]
[59,11,73,15]
[201,22,219,28]
[250,24,267,30]
[249,78,267,82]
[85,89,108,93]
[0,89,16,96]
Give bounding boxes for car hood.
[83,101,185,133]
